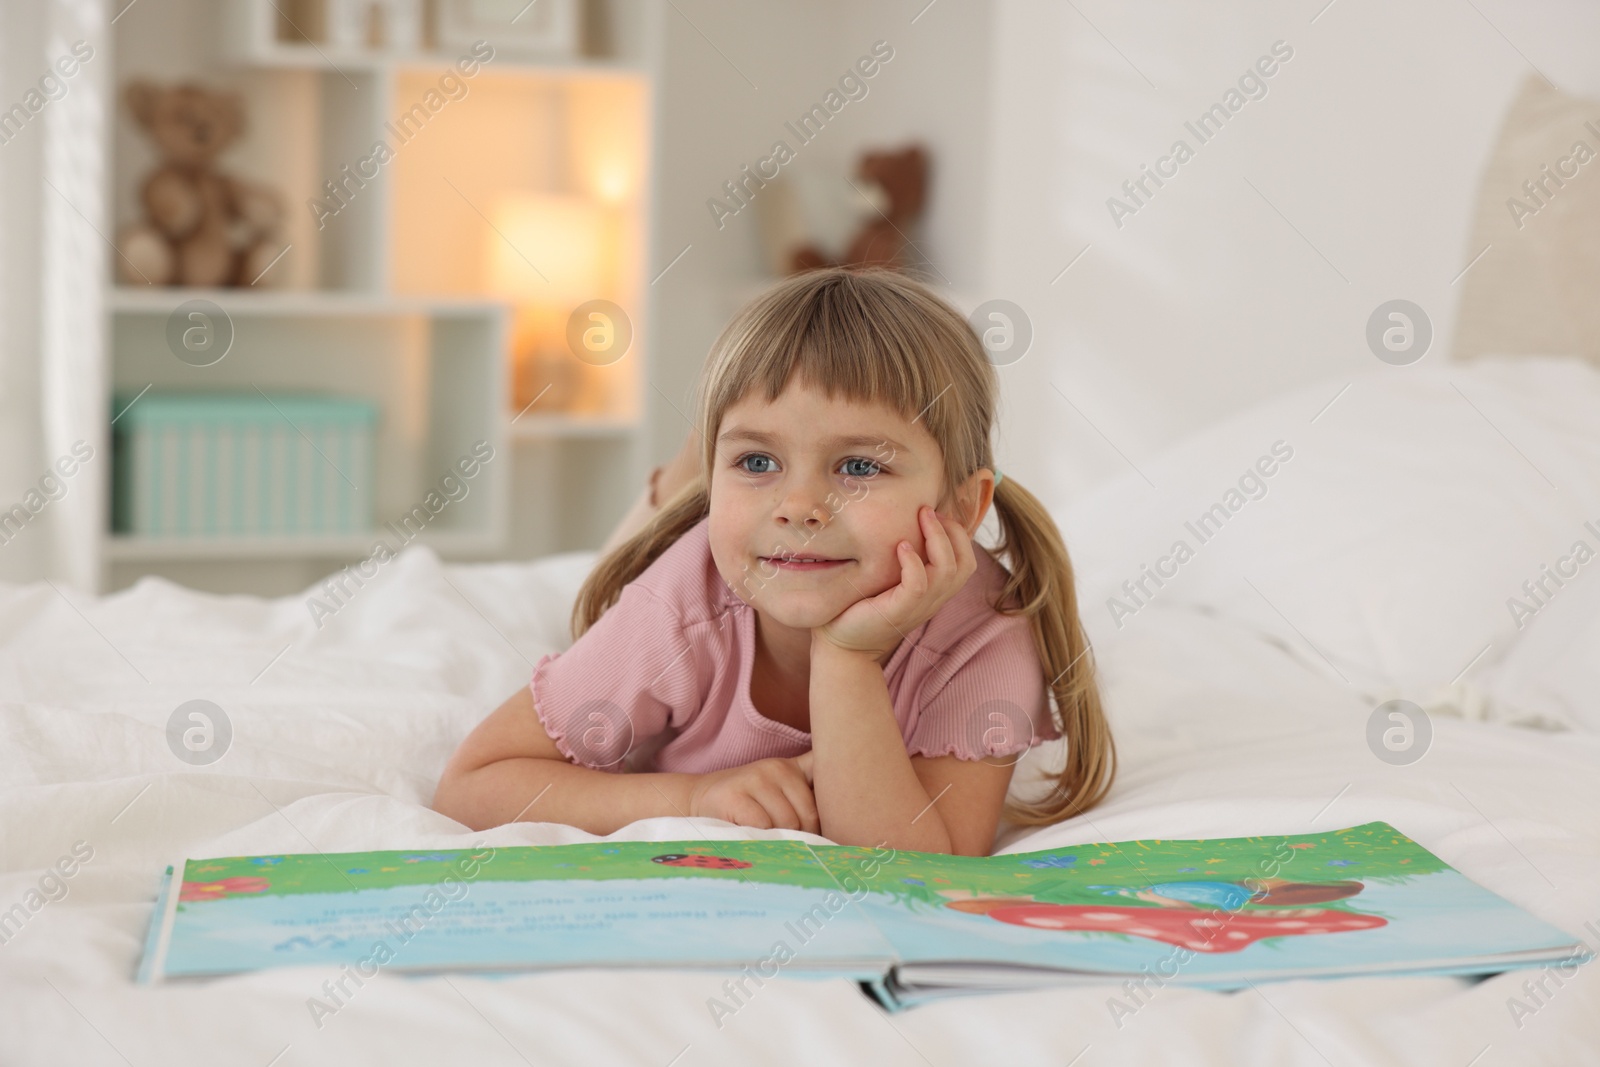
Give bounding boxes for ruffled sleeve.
[529,583,706,774]
[904,613,1060,761]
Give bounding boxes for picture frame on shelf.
[435,0,579,58]
[325,0,426,51]
[266,0,425,51]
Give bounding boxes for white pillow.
[1056,355,1600,713]
[1478,535,1600,732]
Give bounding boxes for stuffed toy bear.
[789,144,928,274]
[115,81,287,287]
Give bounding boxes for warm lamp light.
[592,165,631,204]
[487,192,609,303]
[486,192,615,415]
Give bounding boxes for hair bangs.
[699,271,964,474]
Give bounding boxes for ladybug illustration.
[651,853,752,870]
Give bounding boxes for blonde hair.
[572,267,1115,826]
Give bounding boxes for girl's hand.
[815,505,977,660]
[687,753,819,834]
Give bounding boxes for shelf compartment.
[108,295,508,558]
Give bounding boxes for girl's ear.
[951,468,995,535]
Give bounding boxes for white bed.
[3,356,1598,1066]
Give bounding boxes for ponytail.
[572,477,709,639]
[985,476,1118,825]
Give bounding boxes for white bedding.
[3,358,1599,1066]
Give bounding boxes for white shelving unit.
[101,0,662,594]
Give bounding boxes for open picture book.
[137,820,1585,1012]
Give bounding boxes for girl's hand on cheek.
[814,505,976,660]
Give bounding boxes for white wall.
[651,0,1600,519]
[0,0,51,583]
[0,0,108,588]
[983,0,1600,508]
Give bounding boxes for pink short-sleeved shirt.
[529,516,1060,774]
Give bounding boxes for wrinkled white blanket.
[2,545,1596,1066]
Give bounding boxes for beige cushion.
[1452,75,1600,364]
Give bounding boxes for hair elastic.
[993,468,1004,488]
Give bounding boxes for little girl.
[433,268,1115,856]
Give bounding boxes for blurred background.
[1,0,1597,595]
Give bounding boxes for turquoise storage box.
[111,391,378,538]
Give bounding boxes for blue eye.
[731,454,885,477]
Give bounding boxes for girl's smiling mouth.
[761,554,851,571]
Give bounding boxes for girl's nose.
[779,503,829,529]
[776,484,832,529]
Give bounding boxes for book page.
[154,840,897,981]
[850,822,1580,984]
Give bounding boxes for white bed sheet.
[4,359,1600,1066]
[2,549,1596,1066]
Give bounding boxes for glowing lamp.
[486,192,614,412]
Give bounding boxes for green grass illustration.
[176,821,1448,915]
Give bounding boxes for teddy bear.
[788,144,929,274]
[115,81,287,287]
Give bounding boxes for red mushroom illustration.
[179,875,271,903]
[982,903,1387,953]
[650,853,752,870]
